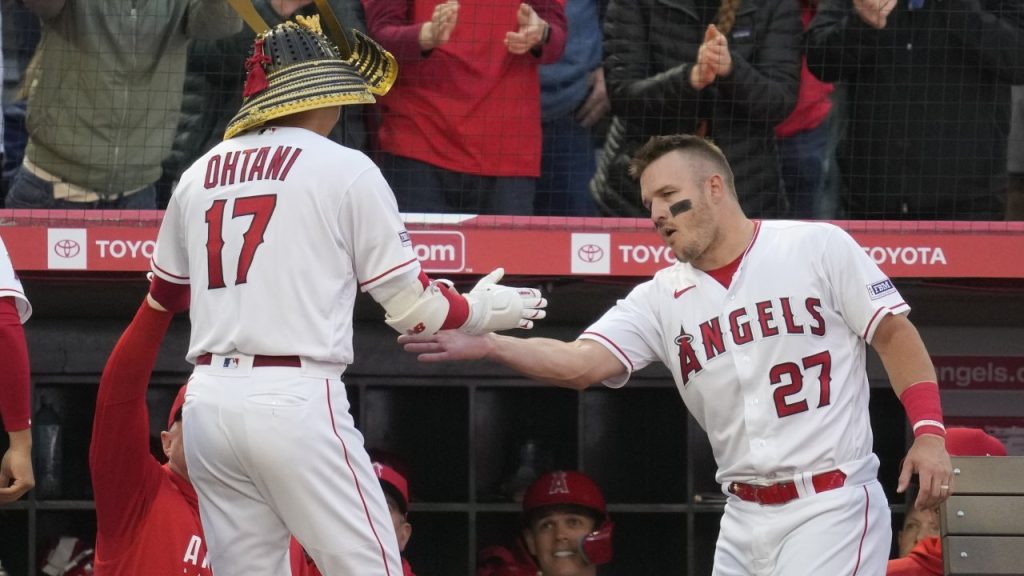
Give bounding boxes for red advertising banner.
[2,211,1024,278]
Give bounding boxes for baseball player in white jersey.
[148,14,545,576]
[400,134,954,576]
[0,234,35,503]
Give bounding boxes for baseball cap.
[523,470,606,521]
[373,461,409,514]
[167,385,188,430]
[945,427,1007,457]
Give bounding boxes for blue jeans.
[4,166,157,209]
[379,154,535,215]
[535,114,599,216]
[778,117,837,219]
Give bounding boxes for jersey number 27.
[770,350,832,418]
[205,195,278,289]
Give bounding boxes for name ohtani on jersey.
[675,296,825,385]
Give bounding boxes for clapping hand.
[505,3,547,55]
[853,0,897,29]
[420,0,460,51]
[691,25,732,89]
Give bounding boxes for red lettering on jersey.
[728,309,753,345]
[756,300,779,337]
[778,297,805,334]
[238,148,258,182]
[675,328,703,385]
[266,146,293,180]
[220,151,240,186]
[805,298,825,336]
[277,147,303,181]
[248,146,270,181]
[204,154,221,189]
[699,317,726,360]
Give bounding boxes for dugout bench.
[940,456,1024,575]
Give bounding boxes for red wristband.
[899,381,945,438]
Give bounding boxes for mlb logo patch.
[867,278,896,300]
[398,230,412,247]
[222,357,241,369]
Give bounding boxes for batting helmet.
[522,470,613,566]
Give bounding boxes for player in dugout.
[401,133,955,576]
[90,292,316,576]
[887,427,1008,576]
[478,470,613,576]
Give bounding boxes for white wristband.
[912,420,946,433]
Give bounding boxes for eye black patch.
[670,199,692,217]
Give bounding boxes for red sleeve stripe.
[861,308,886,341]
[862,302,908,340]
[151,260,190,281]
[358,258,419,288]
[580,331,634,372]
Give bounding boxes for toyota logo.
[577,244,604,263]
[54,239,81,258]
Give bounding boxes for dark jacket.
[807,0,1024,219]
[162,0,368,187]
[592,0,801,217]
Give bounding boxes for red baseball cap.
[167,384,188,430]
[373,461,410,513]
[945,427,1007,457]
[523,470,606,519]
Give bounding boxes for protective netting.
[0,0,1021,225]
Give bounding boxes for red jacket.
[364,0,566,177]
[90,304,211,576]
[886,537,943,576]
[774,0,833,138]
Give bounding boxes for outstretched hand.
[898,434,954,509]
[399,330,493,363]
[460,268,547,334]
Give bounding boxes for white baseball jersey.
[152,126,420,364]
[581,220,908,485]
[0,235,32,322]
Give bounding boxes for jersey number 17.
[204,195,278,289]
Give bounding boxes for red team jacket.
[90,304,212,576]
[886,537,943,576]
[364,0,566,178]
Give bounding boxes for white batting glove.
[459,268,547,335]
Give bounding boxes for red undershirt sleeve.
[90,302,175,554]
[0,297,30,431]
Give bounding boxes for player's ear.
[397,520,412,550]
[160,430,173,459]
[706,173,726,202]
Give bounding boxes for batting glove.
[460,268,547,335]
